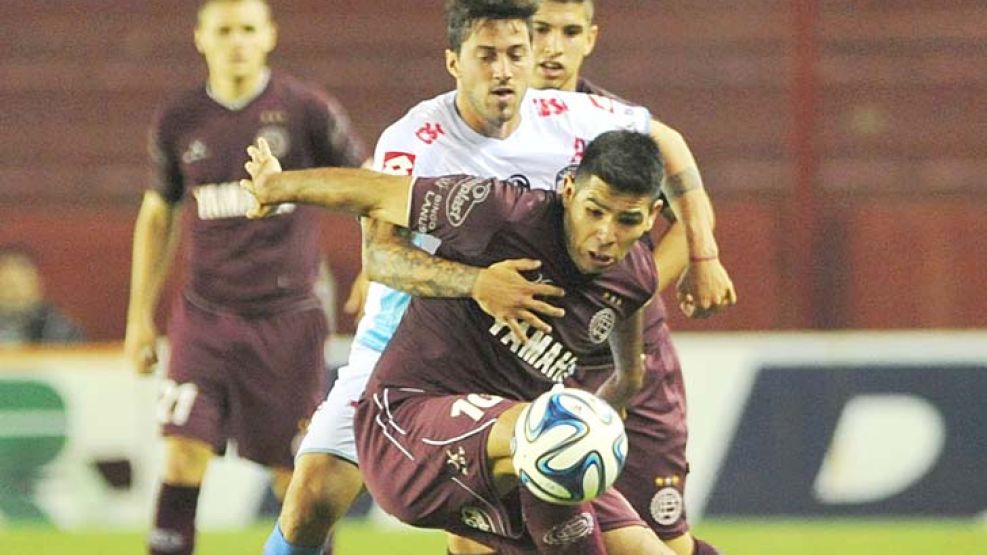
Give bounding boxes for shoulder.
[270,72,344,111]
[152,86,207,142]
[617,242,658,301]
[374,91,457,166]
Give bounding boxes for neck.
[454,94,520,139]
[207,68,270,105]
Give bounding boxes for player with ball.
[244,129,674,554]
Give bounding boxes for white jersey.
[353,88,651,352]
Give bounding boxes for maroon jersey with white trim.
[366,176,657,400]
[150,71,365,313]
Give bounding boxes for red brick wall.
[2,1,984,339]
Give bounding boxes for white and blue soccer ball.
[512,387,628,505]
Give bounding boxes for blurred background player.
[123,1,365,554]
[0,245,86,346]
[526,1,728,553]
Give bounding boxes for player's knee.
[446,533,497,554]
[162,436,212,485]
[690,537,723,555]
[283,454,361,527]
[604,524,674,555]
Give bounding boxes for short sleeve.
[309,91,367,168]
[148,110,184,203]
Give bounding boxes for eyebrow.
[587,197,645,221]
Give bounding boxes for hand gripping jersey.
[367,176,657,399]
[355,88,651,353]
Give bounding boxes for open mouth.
[588,251,614,267]
[491,87,515,101]
[538,61,565,78]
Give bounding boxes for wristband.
[689,254,718,263]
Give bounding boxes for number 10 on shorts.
[450,394,504,421]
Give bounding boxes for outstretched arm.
[242,138,412,226]
[649,119,738,317]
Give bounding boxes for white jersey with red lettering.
[298,87,649,463]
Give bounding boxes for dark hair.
[574,130,665,200]
[445,0,539,52]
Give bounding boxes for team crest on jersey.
[181,139,210,164]
[506,174,531,190]
[382,151,416,175]
[256,125,290,157]
[588,307,617,344]
[446,177,491,228]
[461,506,494,532]
[649,487,684,526]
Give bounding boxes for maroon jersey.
[577,77,669,339]
[150,71,365,313]
[366,176,657,400]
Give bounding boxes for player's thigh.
[603,524,674,555]
[161,299,228,455]
[446,533,497,555]
[355,389,520,530]
[296,343,381,465]
[229,307,329,468]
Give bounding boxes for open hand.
[240,137,283,218]
[473,259,565,342]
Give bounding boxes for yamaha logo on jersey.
[446,177,491,228]
[506,174,531,190]
[588,308,617,344]
[256,125,290,157]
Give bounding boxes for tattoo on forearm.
[367,241,478,298]
[662,167,704,199]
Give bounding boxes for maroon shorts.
[567,321,691,540]
[162,296,328,468]
[354,387,645,552]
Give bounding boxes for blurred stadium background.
[1,1,985,553]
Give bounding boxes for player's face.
[562,176,659,275]
[0,256,43,313]
[446,19,533,135]
[531,1,597,91]
[195,0,276,82]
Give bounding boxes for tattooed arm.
[649,119,738,317]
[363,218,565,338]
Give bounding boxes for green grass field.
[2,519,984,554]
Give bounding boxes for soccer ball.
[512,387,628,505]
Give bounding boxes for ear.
[265,22,279,53]
[561,174,577,204]
[585,24,599,57]
[644,198,662,231]
[194,27,205,55]
[445,49,460,80]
